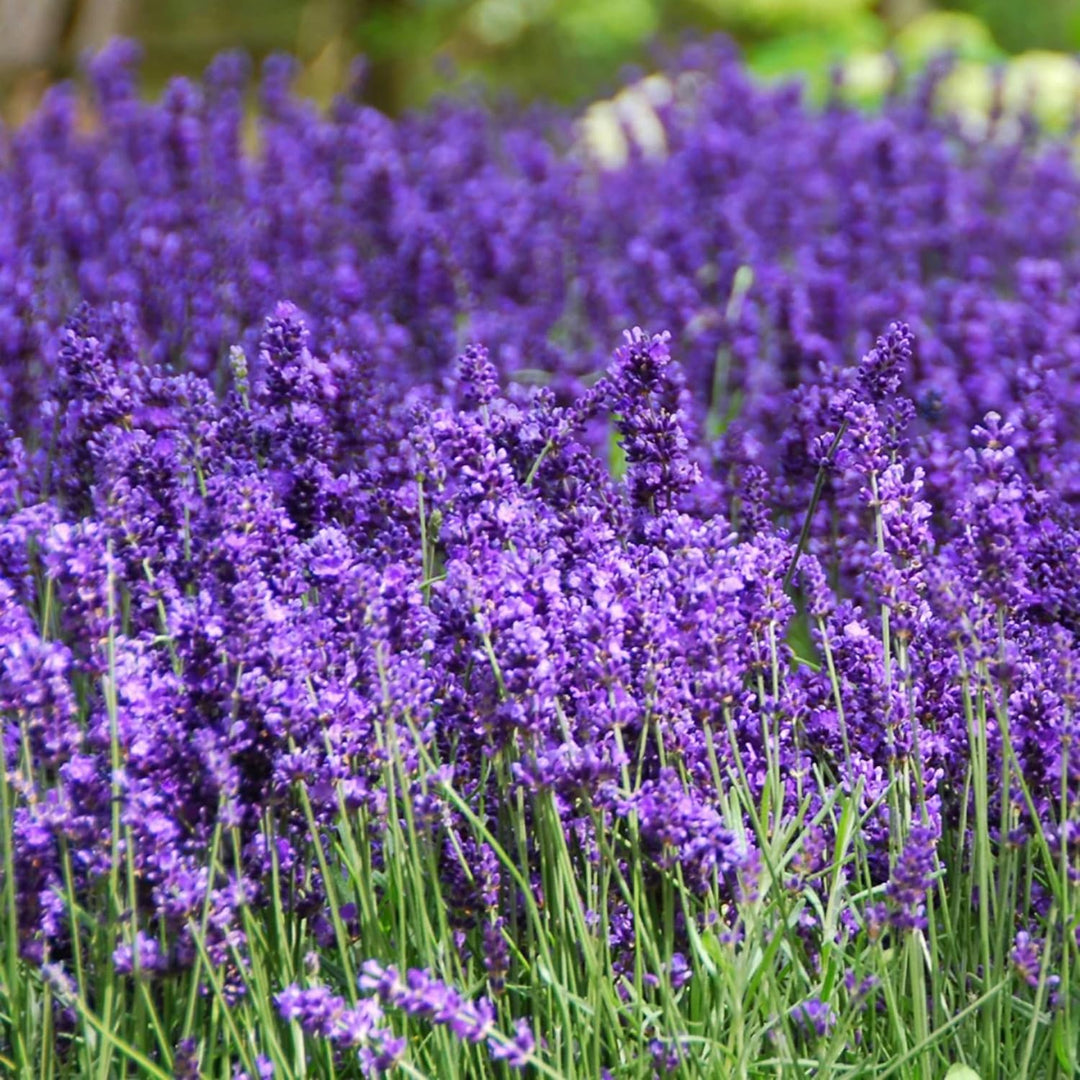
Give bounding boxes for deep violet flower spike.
[958,412,1031,609]
[1011,932,1043,988]
[257,302,315,409]
[274,983,403,1062]
[489,1019,536,1068]
[173,1039,201,1080]
[608,326,675,404]
[789,997,837,1041]
[359,961,495,1043]
[358,961,533,1067]
[607,328,701,513]
[456,344,500,411]
[857,321,912,403]
[886,826,937,933]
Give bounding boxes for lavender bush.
[1,36,1079,1079]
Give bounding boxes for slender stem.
[783,419,849,592]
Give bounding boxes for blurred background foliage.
[0,0,1078,126]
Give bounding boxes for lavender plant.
[1,36,1079,1080]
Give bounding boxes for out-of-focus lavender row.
[3,40,1080,498]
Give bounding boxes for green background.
[5,0,1080,118]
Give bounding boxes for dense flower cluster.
[2,35,1080,1076]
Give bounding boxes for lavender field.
[2,37,1080,1078]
